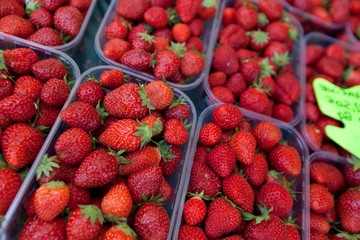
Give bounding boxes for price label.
[313,78,360,158]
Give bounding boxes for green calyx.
[36,154,60,180]
[335,229,360,240]
[258,13,269,26]
[115,223,137,239]
[187,191,212,201]
[168,42,186,58]
[202,0,217,8]
[271,52,290,69]
[138,84,155,111]
[138,32,155,44]
[104,214,127,225]
[166,8,181,27]
[86,74,100,83]
[259,58,275,78]
[96,101,109,125]
[152,119,163,136]
[134,122,154,148]
[342,65,354,81]
[0,154,9,170]
[46,180,66,188]
[251,78,271,94]
[347,156,360,171]
[251,30,269,45]
[25,0,42,16]
[169,96,186,109]
[242,205,273,224]
[141,194,165,204]
[79,205,105,225]
[282,216,300,229]
[156,140,175,162]
[287,23,298,41]
[0,50,9,72]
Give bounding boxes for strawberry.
[306,44,324,65]
[172,23,191,43]
[183,192,207,226]
[144,6,168,29]
[222,7,236,26]
[222,173,254,213]
[116,0,150,21]
[31,58,68,82]
[119,145,161,176]
[163,118,189,145]
[105,21,128,40]
[274,72,300,106]
[40,78,69,107]
[212,45,239,75]
[219,24,249,50]
[54,127,92,166]
[305,125,323,149]
[240,87,270,115]
[250,30,269,51]
[157,177,172,201]
[253,121,282,151]
[99,69,124,90]
[18,216,66,240]
[258,0,283,21]
[29,8,53,29]
[266,21,289,42]
[188,161,221,198]
[315,56,344,79]
[154,36,170,51]
[128,26,154,52]
[53,6,83,39]
[103,223,136,240]
[240,60,261,85]
[348,52,360,67]
[0,0,25,18]
[36,154,63,185]
[103,38,131,63]
[230,130,256,165]
[76,80,104,107]
[159,143,181,176]
[180,51,205,77]
[144,80,173,110]
[236,5,258,30]
[127,165,162,203]
[119,48,152,71]
[310,212,330,235]
[310,183,334,214]
[3,48,38,75]
[101,183,133,219]
[60,101,101,132]
[0,94,36,122]
[178,225,207,240]
[211,104,243,130]
[154,49,180,79]
[211,86,235,104]
[243,206,287,240]
[205,197,242,238]
[269,144,301,176]
[186,37,204,52]
[337,189,360,233]
[325,44,345,63]
[67,182,91,211]
[2,123,44,168]
[150,0,173,8]
[225,73,247,97]
[264,41,288,58]
[198,123,222,147]
[0,77,13,101]
[208,72,226,88]
[69,0,92,12]
[242,153,269,187]
[74,149,118,188]
[134,203,170,240]
[25,192,36,218]
[256,182,294,217]
[343,66,360,88]
[344,157,360,187]
[0,14,35,39]
[176,0,201,23]
[66,205,104,240]
[0,168,21,215]
[306,102,320,123]
[310,161,345,193]
[28,28,63,47]
[207,144,236,178]
[42,0,67,12]
[34,181,70,221]
[164,99,191,121]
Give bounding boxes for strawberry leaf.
[36,154,59,180]
[347,156,360,171]
[168,42,186,58]
[0,50,9,72]
[156,140,175,162]
[166,8,181,27]
[25,0,42,16]
[259,58,275,78]
[258,12,269,26]
[79,205,105,225]
[115,223,137,239]
[138,84,155,110]
[134,122,153,148]
[104,214,127,225]
[138,32,155,43]
[202,0,217,7]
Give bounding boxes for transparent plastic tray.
[202,0,305,126]
[0,65,197,240]
[172,103,310,239]
[94,0,220,92]
[0,32,81,239]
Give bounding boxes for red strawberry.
[0,0,25,18]
[163,118,189,145]
[183,192,207,226]
[116,0,150,21]
[337,189,360,233]
[219,24,249,50]
[176,0,201,23]
[273,104,293,123]
[67,182,91,211]
[188,161,221,198]
[0,168,21,215]
[226,73,247,97]
[119,48,152,71]
[240,60,261,85]
[212,45,239,75]
[264,41,288,58]
[186,37,204,52]
[0,77,13,101]
[310,183,334,214]
[274,72,300,106]
[198,123,222,147]
[344,157,360,187]
[306,102,320,123]
[348,52,360,67]
[306,44,324,65]
[211,86,235,104]
[258,0,283,21]
[60,101,101,132]
[315,57,344,79]
[253,121,282,151]
[0,15,35,39]
[343,66,360,87]
[2,123,44,168]
[119,145,161,176]
[29,8,53,29]
[18,216,66,240]
[150,0,173,8]
[266,21,289,42]
[163,99,191,121]
[156,177,172,201]
[207,144,236,178]
[28,28,63,46]
[178,225,207,240]
[31,58,68,82]
[40,78,69,107]
[76,80,104,107]
[256,182,294,217]
[222,7,236,26]
[0,94,36,122]
[128,28,154,52]
[310,212,330,235]
[69,0,92,12]
[268,144,302,176]
[154,49,180,79]
[127,165,162,203]
[211,103,243,130]
[42,0,67,12]
[103,38,131,63]
[236,5,258,30]
[103,223,136,240]
[242,153,269,187]
[99,69,124,90]
[101,183,133,219]
[305,125,323,149]
[134,203,170,240]
[160,144,182,177]
[34,181,70,221]
[250,30,269,51]
[144,80,173,110]
[54,127,92,166]
[36,154,63,185]
[222,173,254,213]
[325,44,345,63]
[205,197,242,238]
[310,161,345,193]
[53,6,84,39]
[74,149,118,188]
[66,205,104,240]
[144,6,168,29]
[153,36,170,51]
[240,87,270,115]
[3,48,38,75]
[180,51,205,77]
[172,23,192,43]
[105,21,128,40]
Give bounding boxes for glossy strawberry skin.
[207,144,236,178]
[268,145,302,176]
[188,162,221,198]
[337,189,360,233]
[0,15,35,39]
[18,216,66,240]
[310,161,345,193]
[4,48,39,75]
[31,58,68,82]
[0,94,36,122]
[211,104,243,131]
[310,183,335,214]
[53,6,84,39]
[0,168,22,215]
[183,197,207,226]
[154,50,181,79]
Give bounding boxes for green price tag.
[313,78,360,158]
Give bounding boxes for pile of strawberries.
[176,104,304,239]
[17,69,193,239]
[282,0,349,32]
[207,0,301,124]
[0,46,71,218]
[349,0,360,41]
[308,158,360,239]
[0,0,92,46]
[303,41,360,157]
[101,0,217,85]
